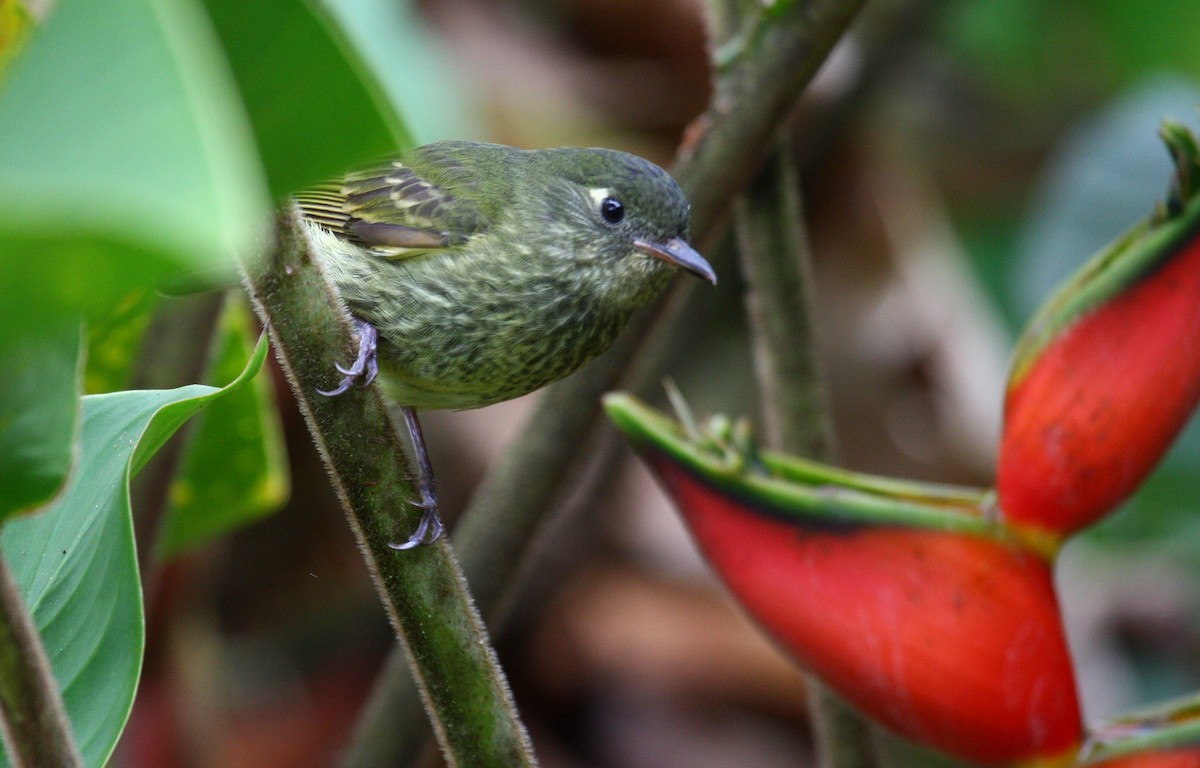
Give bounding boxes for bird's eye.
[599,196,625,224]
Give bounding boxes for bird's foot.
[387,505,445,551]
[317,319,379,396]
[389,477,443,550]
[387,406,446,550]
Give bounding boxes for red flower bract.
[648,455,1082,764]
[997,228,1200,538]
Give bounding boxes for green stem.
[241,210,537,768]
[735,140,877,767]
[0,553,83,768]
[678,0,868,230]
[734,141,833,458]
[340,1,868,764]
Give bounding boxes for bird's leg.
[317,320,442,549]
[317,318,379,396]
[388,406,444,550]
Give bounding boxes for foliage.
[0,339,267,767]
[0,0,399,761]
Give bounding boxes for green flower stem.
[735,142,871,767]
[241,210,536,768]
[1081,693,1200,763]
[0,553,83,768]
[340,1,868,765]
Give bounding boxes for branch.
[241,210,537,768]
[0,554,83,768]
[678,0,867,229]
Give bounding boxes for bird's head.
[522,147,716,306]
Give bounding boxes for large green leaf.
[0,323,81,521]
[155,294,289,560]
[200,0,412,198]
[0,337,268,768]
[0,0,269,331]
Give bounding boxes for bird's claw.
[388,507,445,551]
[316,378,354,397]
[317,320,379,396]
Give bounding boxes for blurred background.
[114,0,1200,765]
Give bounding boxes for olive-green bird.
[297,140,716,549]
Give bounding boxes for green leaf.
[0,336,268,768]
[200,0,412,198]
[156,294,289,560]
[0,0,270,332]
[325,0,480,145]
[0,322,81,521]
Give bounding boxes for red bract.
[996,124,1200,541]
[997,228,1200,539]
[644,453,1082,765]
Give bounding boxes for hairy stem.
[735,141,834,458]
[242,210,537,768]
[0,554,83,768]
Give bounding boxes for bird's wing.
[295,159,488,259]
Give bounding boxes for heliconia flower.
[605,393,1083,766]
[997,123,1200,545]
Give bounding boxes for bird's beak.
[633,237,717,285]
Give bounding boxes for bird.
[295,140,716,550]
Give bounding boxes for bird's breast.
[362,259,632,410]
